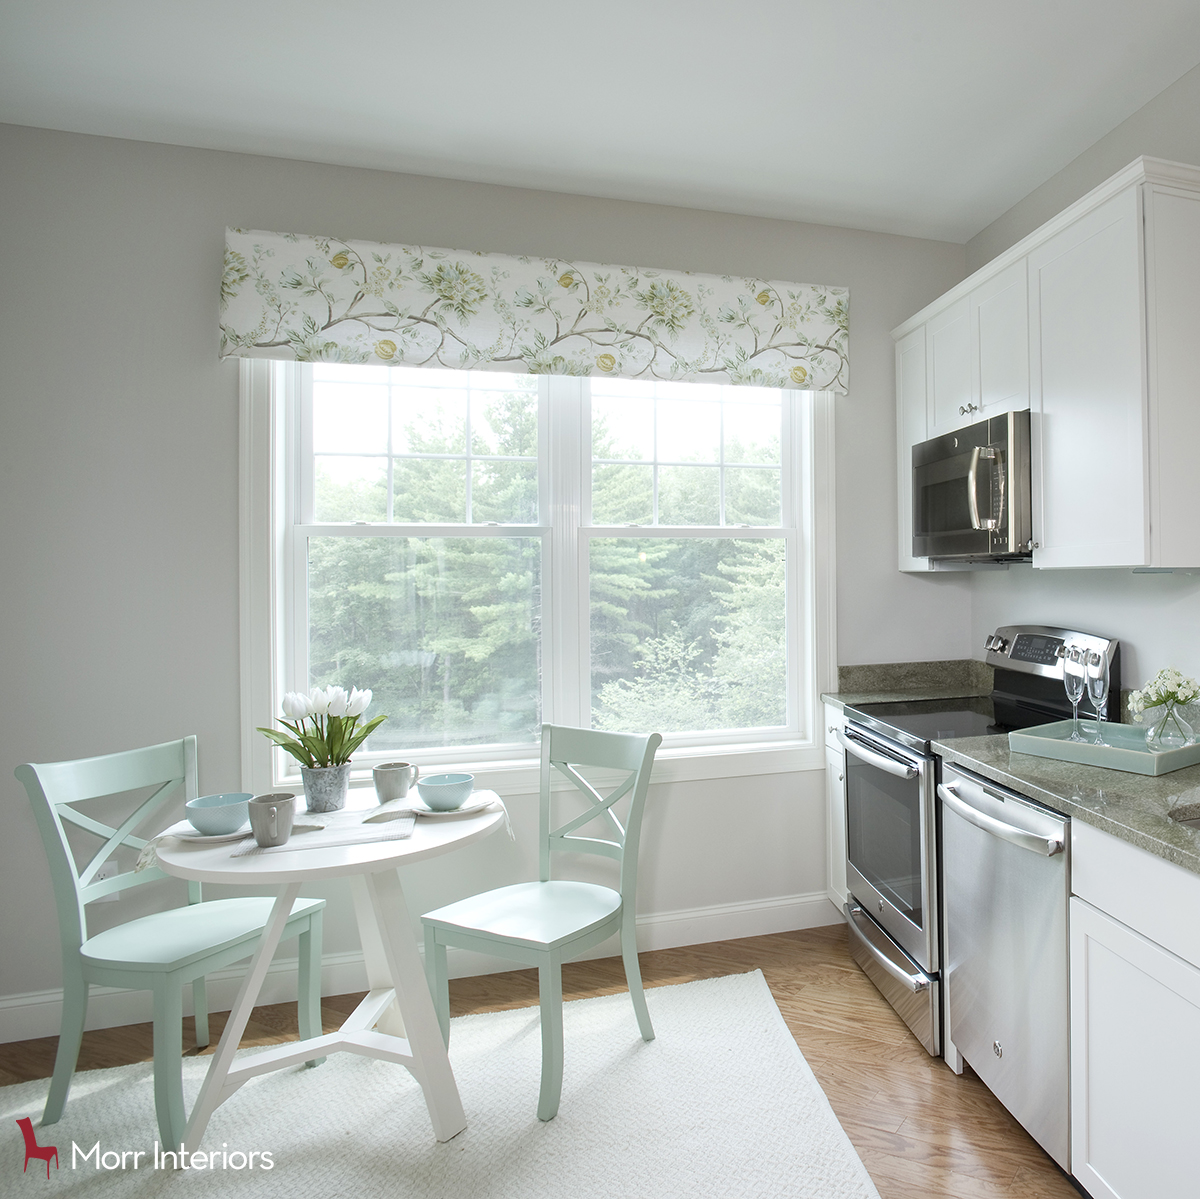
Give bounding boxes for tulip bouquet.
[257,686,388,768]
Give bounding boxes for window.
[240,360,835,789]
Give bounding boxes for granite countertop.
[934,734,1200,877]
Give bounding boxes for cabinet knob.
[838,773,844,782]
[958,403,980,416]
[828,724,837,733]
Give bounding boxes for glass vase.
[1144,704,1195,752]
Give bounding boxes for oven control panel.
[984,624,1119,681]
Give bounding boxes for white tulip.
[282,691,311,720]
[347,687,372,717]
[326,686,349,717]
[308,687,330,716]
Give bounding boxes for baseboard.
[0,892,840,1044]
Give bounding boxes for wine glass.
[1063,645,1086,741]
[1087,650,1111,746]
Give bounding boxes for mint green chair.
[16,737,325,1148]
[422,724,661,1121]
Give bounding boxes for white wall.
[963,62,1200,692]
[0,123,967,1040]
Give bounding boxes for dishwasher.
[939,762,1071,1171]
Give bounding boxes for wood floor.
[0,926,1080,1198]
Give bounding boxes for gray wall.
[0,123,966,1033]
[963,63,1200,690]
[966,62,1200,272]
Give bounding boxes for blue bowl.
[185,792,252,836]
[416,773,475,812]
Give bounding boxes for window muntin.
[590,378,782,527]
[285,366,809,768]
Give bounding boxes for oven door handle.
[938,783,1064,856]
[845,904,931,993]
[837,729,919,780]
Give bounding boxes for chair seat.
[81,896,324,973]
[423,881,621,950]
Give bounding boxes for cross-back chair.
[16,736,325,1148]
[422,724,662,1121]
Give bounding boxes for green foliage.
[306,381,787,751]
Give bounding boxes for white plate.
[162,819,251,844]
[409,794,496,818]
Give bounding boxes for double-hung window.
[241,360,832,789]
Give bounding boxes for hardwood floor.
[0,926,1079,1198]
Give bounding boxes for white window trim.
[238,359,837,796]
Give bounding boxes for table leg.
[354,869,466,1141]
[181,883,301,1152]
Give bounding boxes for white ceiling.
[4,0,1200,242]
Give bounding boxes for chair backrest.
[15,737,199,953]
[539,724,662,901]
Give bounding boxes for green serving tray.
[1008,719,1200,775]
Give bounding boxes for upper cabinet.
[894,157,1200,572]
[927,261,1029,439]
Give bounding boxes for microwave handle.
[967,445,1003,532]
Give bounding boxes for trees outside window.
[261,362,817,774]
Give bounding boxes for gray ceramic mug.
[249,793,295,847]
[373,762,420,803]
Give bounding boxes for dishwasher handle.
[938,783,1065,857]
[837,729,919,780]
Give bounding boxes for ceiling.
[4,0,1200,243]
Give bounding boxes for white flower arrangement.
[1128,668,1200,723]
[257,686,387,767]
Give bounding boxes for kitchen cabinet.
[1070,820,1200,1198]
[926,261,1029,439]
[823,704,848,909]
[893,157,1200,571]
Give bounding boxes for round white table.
[155,797,505,1151]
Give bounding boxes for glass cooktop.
[845,696,1004,753]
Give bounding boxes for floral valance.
[220,228,849,392]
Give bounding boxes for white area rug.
[2,971,879,1197]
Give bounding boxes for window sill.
[274,740,825,798]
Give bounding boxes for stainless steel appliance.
[839,624,1119,1060]
[940,763,1070,1170]
[912,409,1032,561]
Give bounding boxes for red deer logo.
[16,1119,59,1178]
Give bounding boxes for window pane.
[593,397,654,461]
[308,536,541,751]
[657,399,720,463]
[590,537,787,733]
[471,380,539,456]
[724,402,781,465]
[314,457,387,522]
[592,463,653,525]
[658,465,720,525]
[313,383,389,454]
[392,387,467,454]
[725,468,781,525]
[472,460,538,523]
[393,459,467,523]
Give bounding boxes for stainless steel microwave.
[912,410,1032,561]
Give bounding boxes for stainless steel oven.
[838,722,940,1055]
[912,409,1032,561]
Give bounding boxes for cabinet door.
[1029,186,1147,568]
[895,326,932,571]
[824,742,848,909]
[1070,897,1200,1199]
[1144,185,1200,567]
[926,297,972,437]
[971,258,1029,417]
